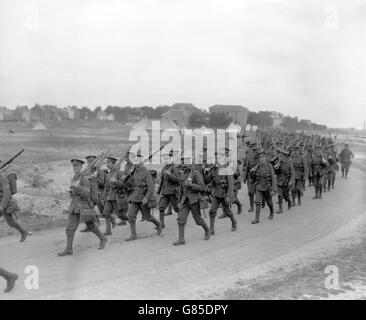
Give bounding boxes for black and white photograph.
[0,0,366,304]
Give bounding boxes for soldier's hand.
[142,198,148,206]
[225,197,231,205]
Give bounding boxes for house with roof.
[209,105,249,130]
[161,103,198,128]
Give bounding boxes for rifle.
[0,149,25,173]
[110,146,131,183]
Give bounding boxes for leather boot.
[218,212,227,219]
[251,205,260,224]
[152,217,163,235]
[268,202,274,219]
[229,215,237,231]
[110,215,116,228]
[173,224,185,245]
[261,199,265,208]
[298,196,302,206]
[209,216,215,235]
[91,226,107,250]
[201,220,210,240]
[277,200,283,214]
[291,194,296,207]
[0,268,18,293]
[125,220,137,241]
[318,186,322,199]
[159,210,165,229]
[104,218,112,236]
[236,200,242,214]
[58,234,74,256]
[12,221,29,243]
[248,194,254,212]
[287,200,291,210]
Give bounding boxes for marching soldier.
[243,142,260,213]
[232,159,243,214]
[310,146,328,199]
[80,155,106,233]
[249,150,277,224]
[325,146,338,190]
[173,155,210,245]
[290,145,308,206]
[274,148,295,213]
[339,143,354,179]
[122,150,163,241]
[101,156,127,236]
[0,165,30,242]
[0,267,18,293]
[205,149,237,235]
[157,150,180,228]
[58,159,107,256]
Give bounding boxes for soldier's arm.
[289,161,295,186]
[226,175,235,200]
[72,178,91,199]
[166,167,180,183]
[190,171,204,192]
[269,165,277,192]
[157,169,164,195]
[0,176,11,210]
[302,155,309,178]
[143,169,154,201]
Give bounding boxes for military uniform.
[274,149,295,213]
[0,173,29,242]
[243,144,259,212]
[339,146,354,179]
[290,146,309,206]
[58,159,107,256]
[157,164,180,228]
[123,160,162,241]
[205,166,237,234]
[232,162,242,214]
[310,148,328,199]
[173,163,210,245]
[249,152,277,224]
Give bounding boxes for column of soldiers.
[0,133,356,292]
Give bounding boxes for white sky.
[0,0,365,128]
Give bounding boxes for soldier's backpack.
[7,173,18,195]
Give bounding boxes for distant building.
[67,106,80,120]
[162,102,198,127]
[209,105,249,130]
[97,111,115,121]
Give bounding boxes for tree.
[188,110,208,128]
[208,112,232,128]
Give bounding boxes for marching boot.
[268,203,274,219]
[0,268,18,293]
[251,205,260,224]
[58,234,74,256]
[201,220,210,240]
[261,199,265,209]
[312,186,318,199]
[117,220,127,226]
[90,226,107,250]
[236,200,242,214]
[104,218,112,236]
[152,217,163,235]
[209,216,215,235]
[125,220,137,241]
[159,210,165,229]
[298,195,302,206]
[229,215,237,231]
[12,221,29,243]
[248,195,254,212]
[110,215,116,228]
[291,194,296,207]
[276,200,283,214]
[173,224,186,245]
[318,187,322,199]
[218,212,227,219]
[287,199,292,210]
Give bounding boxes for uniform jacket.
[69,174,94,213]
[310,155,328,176]
[233,167,242,191]
[251,163,277,192]
[274,159,295,186]
[157,164,180,196]
[291,154,309,180]
[339,148,354,164]
[180,167,205,205]
[104,169,126,201]
[125,164,154,203]
[205,168,234,199]
[243,150,259,182]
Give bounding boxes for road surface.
[1,167,366,299]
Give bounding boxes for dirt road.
[1,167,366,300]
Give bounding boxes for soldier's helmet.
[106,156,117,164]
[71,158,85,165]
